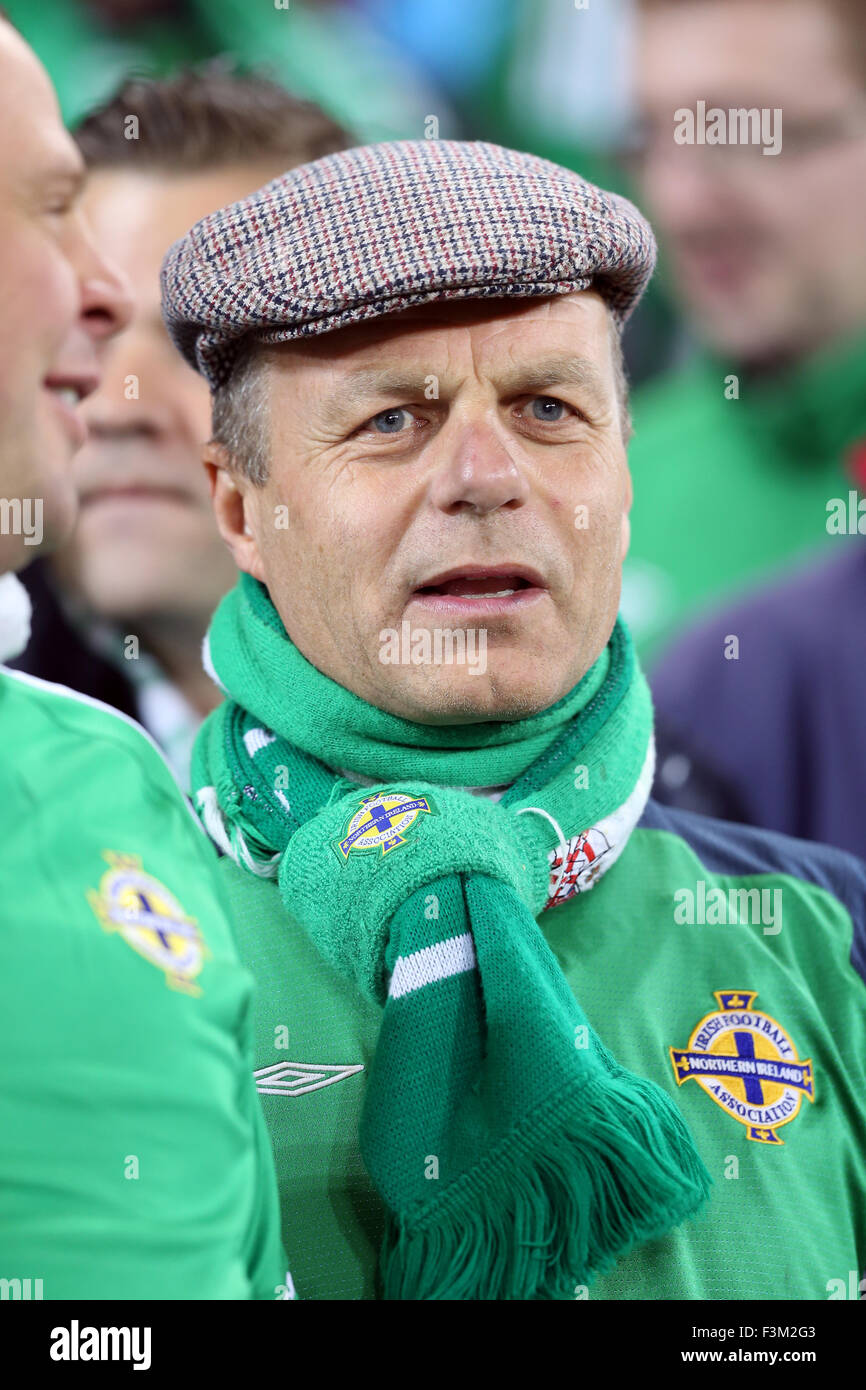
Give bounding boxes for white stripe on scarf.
[389,932,477,1000]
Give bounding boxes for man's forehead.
[0,22,84,188]
[264,295,615,414]
[274,290,610,373]
[85,163,295,254]
[637,0,854,108]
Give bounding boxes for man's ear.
[203,441,266,582]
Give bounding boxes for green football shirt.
[221,804,866,1300]
[0,668,288,1299]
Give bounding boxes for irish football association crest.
[87,851,208,995]
[334,790,436,862]
[669,991,815,1144]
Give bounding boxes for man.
[162,140,866,1300]
[0,19,287,1298]
[14,71,349,786]
[621,0,866,658]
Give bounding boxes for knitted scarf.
[194,573,711,1300]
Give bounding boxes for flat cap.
[161,139,656,391]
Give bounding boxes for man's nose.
[427,418,531,515]
[640,152,735,235]
[75,220,135,345]
[81,354,171,436]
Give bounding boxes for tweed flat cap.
[161,139,657,391]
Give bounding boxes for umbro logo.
[254,1060,365,1097]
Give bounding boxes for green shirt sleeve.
[0,672,287,1299]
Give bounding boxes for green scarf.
[194,573,711,1300]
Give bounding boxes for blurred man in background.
[622,0,866,657]
[13,71,349,786]
[622,0,866,857]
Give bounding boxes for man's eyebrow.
[324,367,434,413]
[30,155,87,196]
[325,355,611,414]
[494,354,611,399]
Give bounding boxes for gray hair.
[210,340,272,486]
[210,307,632,484]
[609,314,633,444]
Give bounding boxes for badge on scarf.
[333,790,436,862]
[669,991,815,1144]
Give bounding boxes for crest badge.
[87,851,208,995]
[669,991,815,1144]
[334,790,436,862]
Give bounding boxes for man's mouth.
[676,234,764,293]
[43,373,98,448]
[49,386,83,407]
[409,564,547,613]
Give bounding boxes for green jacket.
[221,799,866,1300]
[0,666,288,1300]
[623,333,866,662]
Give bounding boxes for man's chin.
[19,480,78,563]
[681,284,791,362]
[67,582,203,626]
[376,666,568,726]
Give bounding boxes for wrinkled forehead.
[262,289,616,384]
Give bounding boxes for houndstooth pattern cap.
[160,139,657,391]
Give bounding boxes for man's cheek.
[569,487,619,545]
[0,337,42,405]
[16,246,77,344]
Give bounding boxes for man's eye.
[369,407,413,435]
[526,396,569,422]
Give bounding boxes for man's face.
[53,166,279,622]
[634,0,866,362]
[0,23,130,569]
[221,292,631,724]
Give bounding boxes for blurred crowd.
[8,0,866,854]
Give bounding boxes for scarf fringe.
[378,1070,712,1300]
